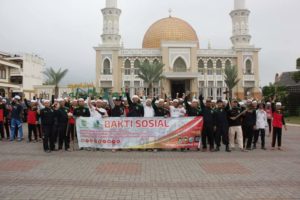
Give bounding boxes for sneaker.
[241,148,248,152]
[261,147,267,150]
[278,147,283,151]
[246,148,252,151]
[215,147,220,152]
[225,147,231,152]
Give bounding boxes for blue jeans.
[10,118,23,141]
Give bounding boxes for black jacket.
[126,93,144,117]
[54,106,69,125]
[73,106,90,117]
[184,96,202,117]
[152,98,169,117]
[40,107,55,126]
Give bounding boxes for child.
[272,102,287,150]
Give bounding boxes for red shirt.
[68,107,75,124]
[0,109,4,122]
[27,110,37,125]
[272,111,285,128]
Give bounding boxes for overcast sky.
[0,0,299,87]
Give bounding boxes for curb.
[286,123,300,127]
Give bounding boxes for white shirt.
[89,106,108,119]
[256,109,268,129]
[144,105,154,117]
[169,106,186,118]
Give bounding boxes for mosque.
[95,0,261,99]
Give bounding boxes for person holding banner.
[184,92,202,117]
[152,97,169,117]
[125,88,144,117]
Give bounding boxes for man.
[10,96,23,141]
[125,88,144,117]
[184,92,202,117]
[227,99,246,151]
[199,95,215,152]
[214,99,231,152]
[143,98,154,118]
[110,96,125,117]
[73,98,90,118]
[242,102,256,150]
[152,98,169,117]
[169,99,186,118]
[67,99,78,142]
[2,99,10,139]
[54,99,70,151]
[255,103,268,150]
[0,97,7,140]
[39,100,55,152]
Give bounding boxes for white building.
[1,52,45,99]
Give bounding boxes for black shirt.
[73,106,90,117]
[40,107,55,126]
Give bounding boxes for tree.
[137,61,164,96]
[224,65,240,98]
[43,67,68,98]
[292,71,300,83]
[262,83,287,102]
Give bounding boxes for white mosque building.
[95,0,261,99]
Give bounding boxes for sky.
[0,0,299,87]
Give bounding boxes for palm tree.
[137,61,164,96]
[262,83,287,102]
[224,65,240,99]
[43,67,68,98]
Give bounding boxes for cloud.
[0,0,299,87]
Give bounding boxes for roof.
[275,71,300,87]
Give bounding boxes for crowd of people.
[0,88,287,153]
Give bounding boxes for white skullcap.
[123,97,128,101]
[179,98,183,101]
[159,98,164,102]
[266,102,271,105]
[57,98,64,102]
[112,97,117,100]
[173,99,179,103]
[78,98,84,101]
[14,95,21,100]
[155,100,159,104]
[223,100,228,104]
[2,99,6,103]
[31,100,37,103]
[44,99,50,103]
[252,100,258,104]
[103,99,108,103]
[239,102,245,105]
[132,95,139,99]
[192,99,199,103]
[276,102,282,106]
[0,96,2,99]
[96,99,103,103]
[72,99,78,102]
[211,100,217,103]
[64,97,68,100]
[91,100,96,103]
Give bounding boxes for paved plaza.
[0,125,299,200]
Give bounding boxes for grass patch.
[285,116,300,125]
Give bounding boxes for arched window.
[198,60,204,74]
[143,59,150,65]
[153,59,159,65]
[245,59,252,74]
[103,59,111,75]
[134,59,140,75]
[0,67,6,79]
[173,57,187,72]
[216,59,222,75]
[124,59,131,75]
[207,60,213,75]
[225,60,231,68]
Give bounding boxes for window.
[173,57,187,72]
[198,60,204,74]
[216,59,222,75]
[225,60,231,68]
[198,81,204,96]
[0,67,6,79]
[216,81,223,100]
[134,59,140,75]
[207,60,213,75]
[103,59,111,75]
[153,59,159,65]
[245,59,252,74]
[124,59,131,75]
[143,59,150,65]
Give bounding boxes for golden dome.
[142,16,199,48]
